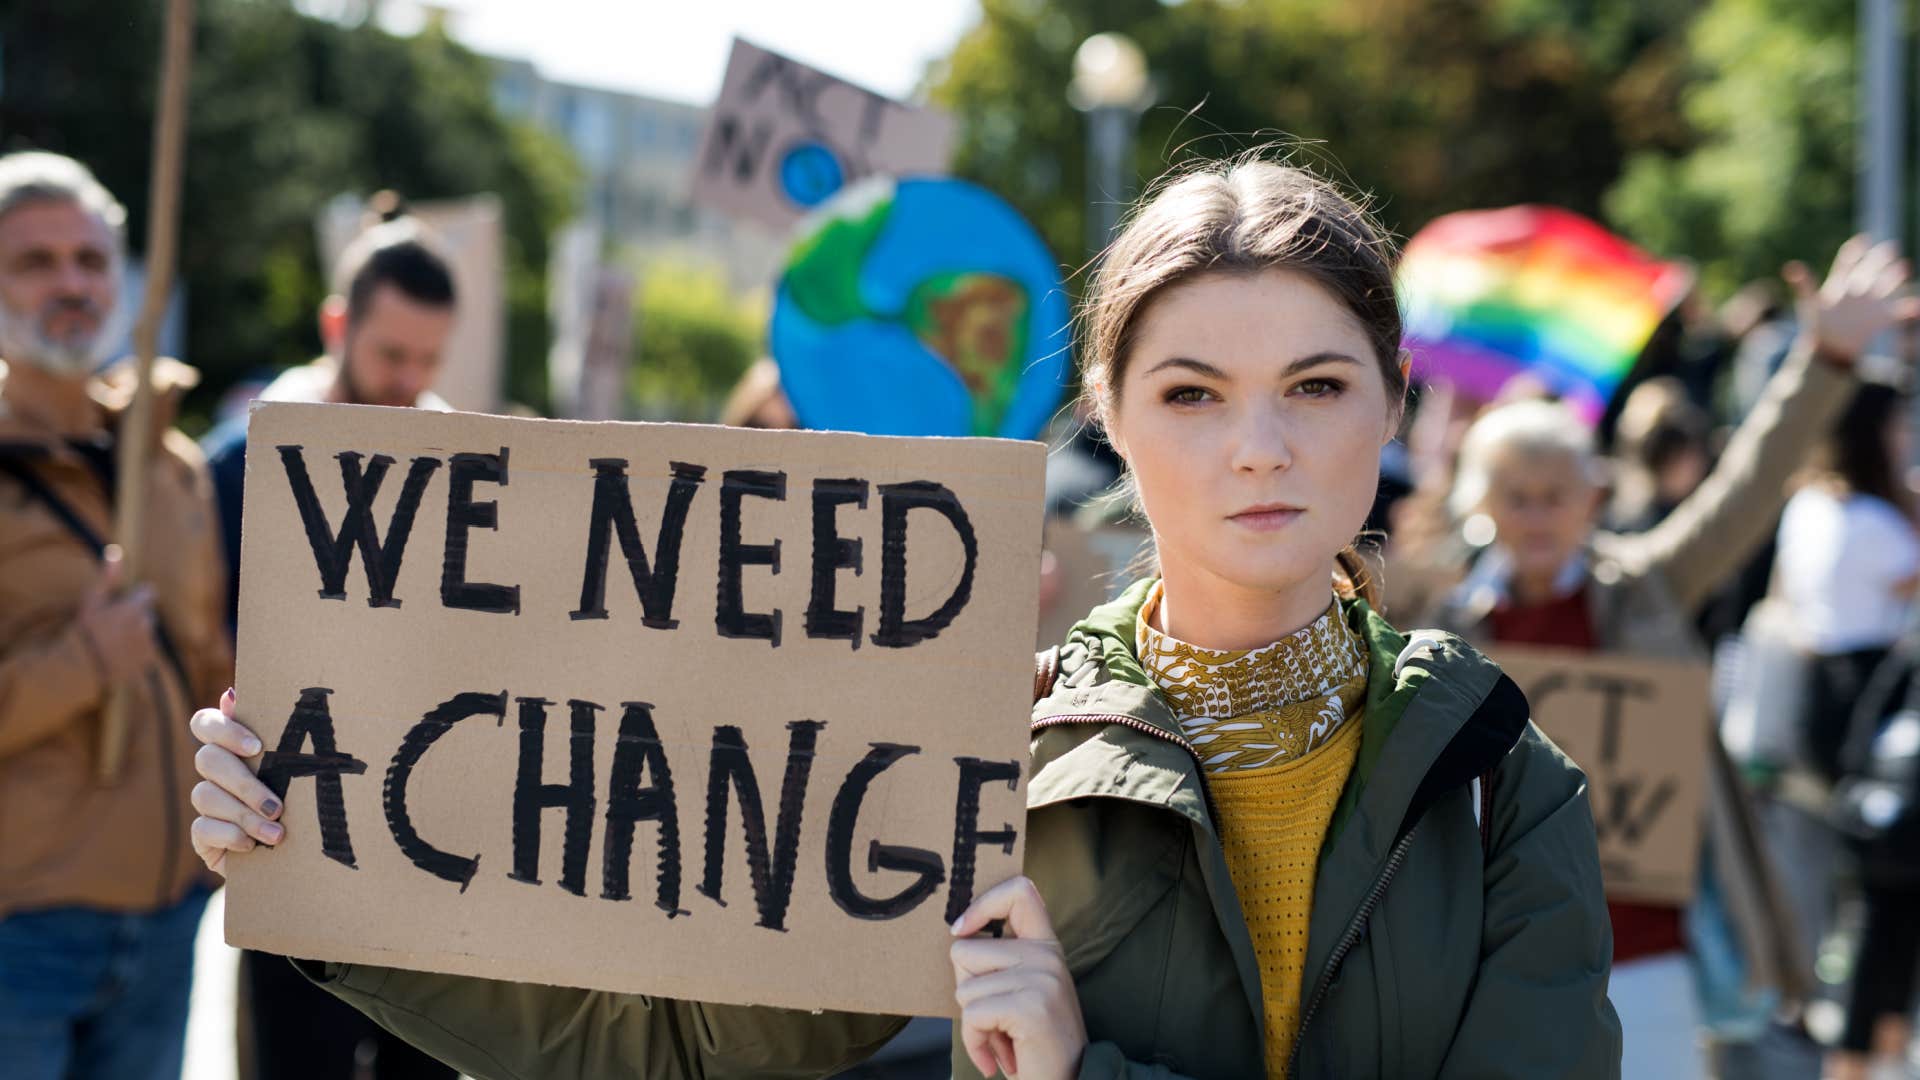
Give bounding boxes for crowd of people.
[1,135,1918,1080]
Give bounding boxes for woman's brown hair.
[1079,157,1407,608]
[1798,380,1914,519]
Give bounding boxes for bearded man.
[0,150,231,1080]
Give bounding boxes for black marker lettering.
[715,470,786,645]
[826,742,945,920]
[384,691,504,890]
[441,449,520,615]
[277,446,440,607]
[698,720,823,931]
[1583,673,1653,766]
[572,459,707,627]
[871,481,978,648]
[256,687,368,869]
[602,702,685,915]
[945,756,1021,923]
[703,115,774,182]
[805,478,867,646]
[509,698,597,896]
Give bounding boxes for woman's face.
[1107,269,1402,598]
[1480,448,1601,582]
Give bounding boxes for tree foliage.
[0,0,579,425]
[930,0,1700,274]
[1605,0,1858,294]
[629,259,766,422]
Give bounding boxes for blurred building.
[487,56,783,288]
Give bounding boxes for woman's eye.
[1164,385,1212,405]
[1295,378,1345,397]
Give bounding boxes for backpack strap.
[0,456,108,554]
[1032,644,1062,706]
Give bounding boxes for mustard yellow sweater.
[1136,583,1367,1077]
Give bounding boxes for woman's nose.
[1229,408,1294,473]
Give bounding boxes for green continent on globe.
[904,271,1029,436]
[783,188,1033,437]
[784,194,892,327]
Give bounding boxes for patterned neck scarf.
[1135,580,1369,774]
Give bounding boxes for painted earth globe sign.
[770,176,1071,439]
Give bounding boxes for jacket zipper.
[1031,712,1199,755]
[1285,821,1421,1080]
[1029,712,1219,823]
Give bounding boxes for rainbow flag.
[1398,205,1693,423]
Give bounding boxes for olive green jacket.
[301,583,1620,1078]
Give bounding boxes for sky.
[361,0,983,105]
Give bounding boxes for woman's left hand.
[950,875,1087,1080]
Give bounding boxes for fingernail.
[950,916,965,935]
[261,822,283,842]
[222,687,235,704]
[261,796,280,817]
[244,735,263,755]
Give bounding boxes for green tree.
[628,259,765,421]
[1605,0,1857,295]
[0,0,579,425]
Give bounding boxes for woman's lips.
[1228,505,1304,532]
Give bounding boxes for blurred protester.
[1431,236,1916,1078]
[717,356,796,429]
[1608,376,1713,533]
[1824,609,1920,1080]
[1772,381,1920,1080]
[1778,380,1920,783]
[199,208,457,1080]
[202,212,456,630]
[0,151,231,1080]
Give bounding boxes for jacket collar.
[0,356,199,461]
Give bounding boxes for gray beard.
[0,302,110,378]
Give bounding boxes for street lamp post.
[1860,0,1905,244]
[1070,33,1153,260]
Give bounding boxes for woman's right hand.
[188,688,284,876]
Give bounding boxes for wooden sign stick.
[101,0,196,782]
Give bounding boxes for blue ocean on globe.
[770,176,1070,439]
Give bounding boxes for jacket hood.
[1032,577,1529,848]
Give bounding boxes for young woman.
[1433,236,1914,1079]
[1774,379,1920,1080]
[186,159,1621,1079]
[1778,380,1920,782]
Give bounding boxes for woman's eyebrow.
[1284,351,1364,376]
[1141,356,1231,379]
[1142,352,1363,380]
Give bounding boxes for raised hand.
[1784,234,1920,367]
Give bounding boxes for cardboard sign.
[225,403,1044,1017]
[690,38,955,232]
[1493,647,1711,905]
